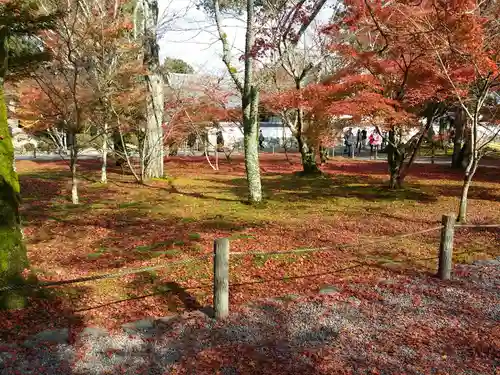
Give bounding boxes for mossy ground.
[1,154,498,337]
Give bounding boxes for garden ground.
[1,155,498,347]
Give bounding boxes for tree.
[80,0,143,184]
[418,0,500,222]
[134,0,165,179]
[18,0,101,205]
[165,75,241,168]
[257,0,339,174]
[162,57,194,75]
[0,0,57,308]
[355,0,499,220]
[312,0,455,188]
[208,0,263,203]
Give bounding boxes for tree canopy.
[162,57,194,74]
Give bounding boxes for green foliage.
[197,0,245,15]
[162,57,194,74]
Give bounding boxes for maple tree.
[0,0,57,308]
[164,77,241,169]
[256,0,341,174]
[18,0,102,205]
[80,0,143,184]
[343,0,499,220]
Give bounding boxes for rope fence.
[0,216,498,319]
[0,255,211,293]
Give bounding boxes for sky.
[158,0,335,76]
[158,0,246,75]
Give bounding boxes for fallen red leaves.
[1,155,498,345]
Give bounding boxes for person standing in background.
[361,129,367,150]
[258,129,265,151]
[369,131,382,159]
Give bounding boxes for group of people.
[343,128,383,159]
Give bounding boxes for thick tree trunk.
[293,81,319,174]
[297,135,319,174]
[296,110,319,174]
[387,129,401,189]
[142,0,164,179]
[101,123,107,184]
[243,86,262,204]
[0,81,28,309]
[113,129,125,167]
[144,73,164,179]
[241,0,262,204]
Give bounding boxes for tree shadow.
[0,285,87,344]
[428,183,500,201]
[61,263,498,375]
[205,172,438,204]
[324,160,500,184]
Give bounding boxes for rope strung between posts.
[1,222,497,293]
[454,224,500,228]
[230,225,444,257]
[0,254,211,293]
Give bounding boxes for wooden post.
[213,238,230,319]
[438,214,455,280]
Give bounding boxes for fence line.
[0,255,211,292]
[1,222,497,293]
[230,225,444,257]
[454,224,500,228]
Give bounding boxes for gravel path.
[1,261,498,375]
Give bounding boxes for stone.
[319,285,339,295]
[122,319,155,334]
[156,316,176,325]
[473,259,500,266]
[275,294,300,301]
[79,327,109,339]
[23,328,69,348]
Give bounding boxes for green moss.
[0,86,20,195]
[0,85,28,309]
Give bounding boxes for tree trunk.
[242,86,262,204]
[297,135,319,174]
[398,115,433,185]
[458,157,479,223]
[296,108,320,174]
[69,135,79,205]
[387,129,401,189]
[457,115,480,223]
[142,0,164,179]
[452,108,465,168]
[113,129,125,167]
[0,81,28,309]
[240,0,262,204]
[101,123,107,184]
[144,73,164,179]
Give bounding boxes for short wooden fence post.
[438,214,455,280]
[213,238,230,319]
